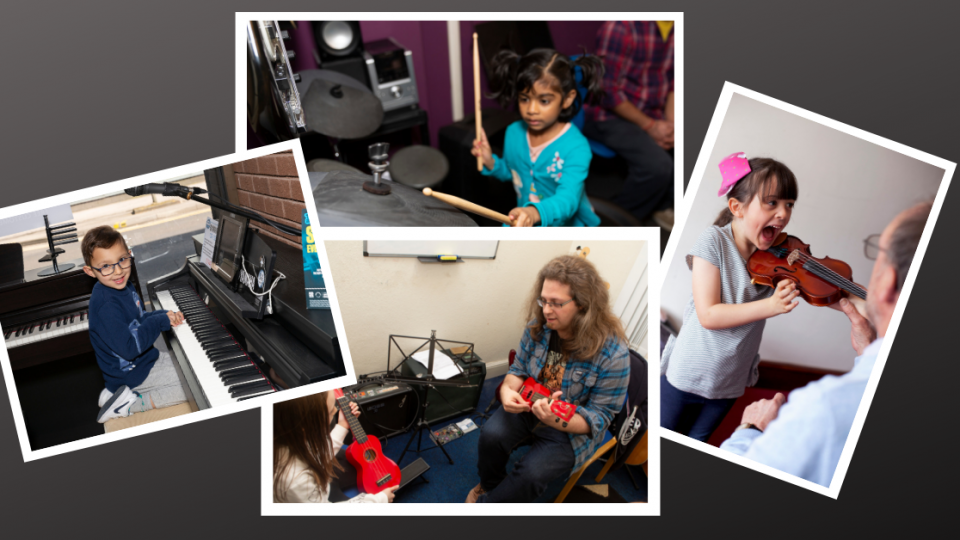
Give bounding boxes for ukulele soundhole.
[363,449,377,462]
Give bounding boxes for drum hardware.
[363,143,391,195]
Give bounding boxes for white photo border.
[261,227,662,516]
[0,139,358,462]
[660,82,955,498]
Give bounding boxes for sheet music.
[410,349,460,380]
[200,217,218,268]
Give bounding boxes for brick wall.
[233,150,305,249]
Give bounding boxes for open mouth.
[761,224,782,244]
[113,276,126,286]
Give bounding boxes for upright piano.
[1,261,142,449]
[146,230,346,411]
[1,229,345,450]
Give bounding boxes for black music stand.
[37,215,79,277]
[385,330,477,466]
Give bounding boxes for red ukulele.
[333,389,402,494]
[518,377,578,427]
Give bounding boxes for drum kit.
[247,21,481,227]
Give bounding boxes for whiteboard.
[363,240,498,259]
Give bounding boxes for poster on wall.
[302,209,329,309]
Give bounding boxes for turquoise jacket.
[481,121,600,227]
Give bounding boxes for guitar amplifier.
[399,350,486,425]
[343,379,417,440]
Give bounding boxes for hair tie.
[718,152,751,196]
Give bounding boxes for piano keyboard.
[155,286,277,407]
[3,310,89,349]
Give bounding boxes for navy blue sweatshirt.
[88,282,170,392]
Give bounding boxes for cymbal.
[389,145,449,189]
[307,158,363,174]
[311,171,477,227]
[298,69,384,139]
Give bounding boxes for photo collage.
[0,12,953,520]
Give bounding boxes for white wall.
[326,240,644,376]
[664,94,943,372]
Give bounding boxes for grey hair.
[888,201,933,292]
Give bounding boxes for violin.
[747,233,867,307]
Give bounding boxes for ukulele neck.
[336,396,368,444]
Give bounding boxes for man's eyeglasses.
[90,256,134,276]
[863,234,886,261]
[537,298,575,309]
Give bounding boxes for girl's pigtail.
[573,53,606,106]
[714,208,734,227]
[486,49,521,109]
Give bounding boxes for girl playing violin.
[660,153,801,442]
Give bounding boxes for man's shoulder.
[785,369,868,421]
[595,336,630,369]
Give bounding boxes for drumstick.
[474,32,482,172]
[423,188,514,225]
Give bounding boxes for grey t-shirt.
[661,223,775,400]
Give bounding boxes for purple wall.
[286,20,607,149]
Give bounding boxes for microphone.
[124,183,208,198]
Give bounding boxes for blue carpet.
[373,374,647,503]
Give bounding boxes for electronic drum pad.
[298,69,384,140]
[311,171,477,227]
[389,145,449,190]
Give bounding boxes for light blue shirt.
[720,338,882,487]
[481,121,600,227]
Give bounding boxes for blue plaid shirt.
[508,325,630,473]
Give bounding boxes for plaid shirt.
[507,325,630,473]
[586,21,675,122]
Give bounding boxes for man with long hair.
[467,256,630,503]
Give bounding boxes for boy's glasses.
[537,298,574,309]
[91,256,134,276]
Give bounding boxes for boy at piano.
[81,226,188,423]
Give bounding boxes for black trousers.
[582,116,674,222]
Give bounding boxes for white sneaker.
[97,386,138,423]
[98,388,112,408]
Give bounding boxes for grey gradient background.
[1,0,956,533]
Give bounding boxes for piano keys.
[154,287,277,406]
[0,259,142,449]
[146,229,345,411]
[4,309,88,350]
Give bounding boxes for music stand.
[37,215,78,277]
[383,330,477,466]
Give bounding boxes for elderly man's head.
[866,201,932,337]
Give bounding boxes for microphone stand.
[125,184,301,237]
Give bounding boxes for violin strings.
[770,247,865,294]
[789,252,867,296]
